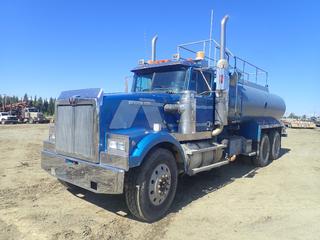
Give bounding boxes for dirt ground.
[0,124,320,240]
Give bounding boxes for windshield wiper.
[152,88,176,94]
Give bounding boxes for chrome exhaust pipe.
[213,15,230,136]
[151,35,158,61]
[220,15,229,60]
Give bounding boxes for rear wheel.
[253,133,270,167]
[269,130,281,160]
[1,119,5,125]
[124,148,178,222]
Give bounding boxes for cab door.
[189,69,214,132]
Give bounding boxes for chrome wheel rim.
[148,163,171,206]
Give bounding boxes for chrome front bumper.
[41,149,125,194]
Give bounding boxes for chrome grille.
[74,106,95,158]
[56,106,73,154]
[55,101,99,163]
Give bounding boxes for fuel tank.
[228,80,286,121]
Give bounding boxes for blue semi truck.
[41,15,286,222]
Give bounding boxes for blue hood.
[99,92,182,153]
[100,92,181,132]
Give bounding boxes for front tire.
[124,148,178,222]
[253,133,270,167]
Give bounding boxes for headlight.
[102,134,130,170]
[107,135,129,153]
[108,139,126,151]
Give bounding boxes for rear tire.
[124,148,178,222]
[253,133,270,167]
[269,130,281,160]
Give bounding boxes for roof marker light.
[196,51,205,60]
[138,59,145,65]
[172,53,180,60]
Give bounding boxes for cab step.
[188,160,230,175]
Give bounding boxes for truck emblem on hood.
[69,95,80,105]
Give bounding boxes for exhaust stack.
[213,15,230,135]
[151,35,158,61]
[220,15,229,60]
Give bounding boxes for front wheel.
[124,148,178,222]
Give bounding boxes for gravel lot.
[0,124,319,240]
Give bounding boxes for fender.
[129,131,185,169]
[240,117,282,141]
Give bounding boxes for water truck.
[41,15,286,222]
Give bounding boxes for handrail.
[177,38,268,87]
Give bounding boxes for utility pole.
[208,9,214,67]
[3,94,6,112]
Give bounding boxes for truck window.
[133,68,187,93]
[135,74,153,92]
[190,70,212,94]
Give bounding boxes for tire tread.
[253,133,270,167]
[124,148,178,222]
[124,168,146,221]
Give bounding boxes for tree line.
[0,94,56,116]
[285,113,319,120]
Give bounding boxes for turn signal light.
[147,59,170,64]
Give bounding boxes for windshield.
[133,68,187,93]
[28,108,38,112]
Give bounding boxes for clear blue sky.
[0,0,319,115]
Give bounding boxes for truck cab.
[41,15,286,222]
[131,61,215,132]
[0,112,18,125]
[23,107,49,124]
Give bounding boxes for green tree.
[288,113,298,119]
[23,93,28,103]
[34,95,37,108]
[43,99,49,114]
[48,98,55,116]
[37,97,43,112]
